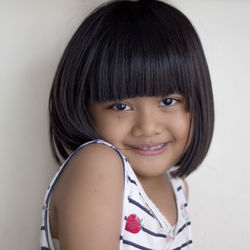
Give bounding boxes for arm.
[54,143,124,250]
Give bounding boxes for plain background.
[1,0,250,249]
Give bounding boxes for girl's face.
[88,95,190,180]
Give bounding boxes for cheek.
[94,117,126,143]
[171,112,190,141]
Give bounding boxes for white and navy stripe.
[40,139,193,250]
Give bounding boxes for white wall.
[1,0,249,249]
[175,1,250,249]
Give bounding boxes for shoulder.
[55,142,125,204]
[53,142,124,249]
[66,141,122,177]
[72,142,123,170]
[170,176,189,199]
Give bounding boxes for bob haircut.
[49,0,214,177]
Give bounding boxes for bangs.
[84,1,193,109]
[50,0,214,176]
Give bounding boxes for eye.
[112,103,132,111]
[159,98,178,107]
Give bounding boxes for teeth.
[138,144,164,150]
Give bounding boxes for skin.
[50,94,190,249]
[89,95,190,182]
[50,144,124,250]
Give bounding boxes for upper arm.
[54,144,124,250]
[182,178,189,200]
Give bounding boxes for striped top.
[40,139,193,250]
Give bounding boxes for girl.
[41,0,214,249]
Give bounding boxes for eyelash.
[159,98,179,107]
[110,97,179,111]
[111,103,132,111]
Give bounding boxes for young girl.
[41,0,214,249]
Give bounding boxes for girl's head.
[49,0,214,177]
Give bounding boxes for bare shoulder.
[54,143,124,202]
[52,143,124,250]
[182,178,189,199]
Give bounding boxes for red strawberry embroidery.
[125,214,141,233]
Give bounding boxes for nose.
[131,109,163,137]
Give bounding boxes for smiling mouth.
[133,143,165,150]
[128,142,170,156]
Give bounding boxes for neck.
[137,173,171,194]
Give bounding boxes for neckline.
[88,140,183,235]
[124,159,181,235]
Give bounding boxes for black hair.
[49,0,214,177]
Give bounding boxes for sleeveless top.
[40,139,193,250]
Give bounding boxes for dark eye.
[113,103,131,111]
[159,98,177,107]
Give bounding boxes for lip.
[128,142,170,156]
